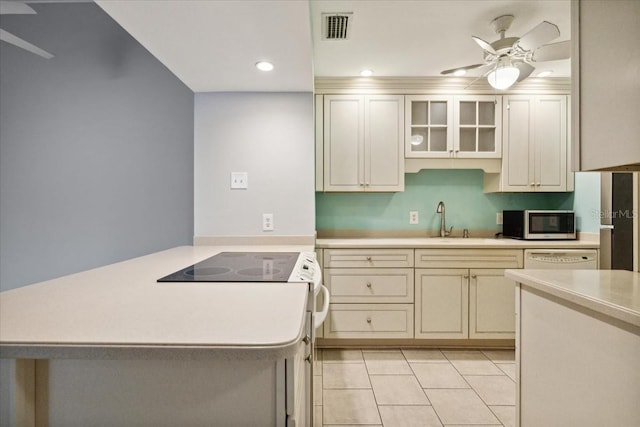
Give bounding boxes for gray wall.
[0,5,194,423]
[194,92,315,238]
[0,3,194,292]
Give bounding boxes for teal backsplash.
[316,170,600,233]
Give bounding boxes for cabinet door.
[405,95,453,158]
[502,96,535,191]
[535,95,567,191]
[469,269,515,339]
[454,95,502,159]
[415,269,468,339]
[323,95,364,191]
[365,95,404,191]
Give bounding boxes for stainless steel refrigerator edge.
[600,173,634,271]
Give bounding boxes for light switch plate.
[231,172,248,189]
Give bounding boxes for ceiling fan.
[0,1,54,59]
[441,15,570,89]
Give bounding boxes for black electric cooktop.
[157,252,300,283]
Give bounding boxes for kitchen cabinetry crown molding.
[314,77,571,95]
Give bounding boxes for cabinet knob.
[366,317,372,324]
[366,282,372,288]
[471,275,477,279]
[536,182,541,187]
[530,182,535,187]
[303,335,311,344]
[463,275,469,279]
[305,354,312,364]
[366,256,372,261]
[365,182,370,186]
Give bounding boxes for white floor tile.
[363,350,413,374]
[323,349,364,363]
[370,375,429,405]
[402,348,448,363]
[425,388,500,425]
[411,362,469,389]
[495,362,516,381]
[378,405,443,427]
[323,389,382,425]
[442,350,504,375]
[481,349,515,362]
[323,363,371,389]
[490,405,516,427]
[465,375,516,405]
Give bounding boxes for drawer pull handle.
[471,275,477,279]
[366,317,372,324]
[366,282,372,288]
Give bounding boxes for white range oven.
[158,251,329,426]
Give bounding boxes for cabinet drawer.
[415,249,523,269]
[325,268,414,303]
[324,249,414,268]
[324,304,414,339]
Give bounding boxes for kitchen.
[1,1,639,426]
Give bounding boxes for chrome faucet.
[436,201,453,237]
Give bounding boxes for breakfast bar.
[0,246,313,427]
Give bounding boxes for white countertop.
[316,237,599,249]
[0,245,313,360]
[506,269,640,328]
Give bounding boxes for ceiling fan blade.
[0,1,36,15]
[472,36,496,55]
[532,40,571,62]
[517,21,560,52]
[441,63,485,75]
[0,29,54,59]
[514,62,535,82]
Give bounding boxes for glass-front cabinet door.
[405,96,453,158]
[454,95,502,158]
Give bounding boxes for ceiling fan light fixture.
[255,61,274,72]
[359,69,373,77]
[487,59,520,90]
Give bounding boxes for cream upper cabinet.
[322,94,404,192]
[572,0,640,171]
[454,95,502,159]
[405,95,453,158]
[405,95,501,159]
[494,95,569,192]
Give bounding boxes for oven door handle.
[314,285,330,329]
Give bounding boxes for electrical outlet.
[230,172,248,189]
[262,213,274,231]
[496,212,503,225]
[409,211,419,224]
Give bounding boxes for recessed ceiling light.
[255,61,274,72]
[536,70,553,78]
[360,69,374,77]
[453,69,467,77]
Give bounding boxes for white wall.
[194,92,315,238]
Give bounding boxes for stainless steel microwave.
[503,210,576,240]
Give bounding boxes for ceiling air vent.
[322,13,353,40]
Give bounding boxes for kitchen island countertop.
[0,245,313,360]
[506,269,640,327]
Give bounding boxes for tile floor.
[313,348,516,427]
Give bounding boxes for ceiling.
[96,0,571,92]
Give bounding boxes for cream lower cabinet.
[414,249,523,339]
[322,249,414,338]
